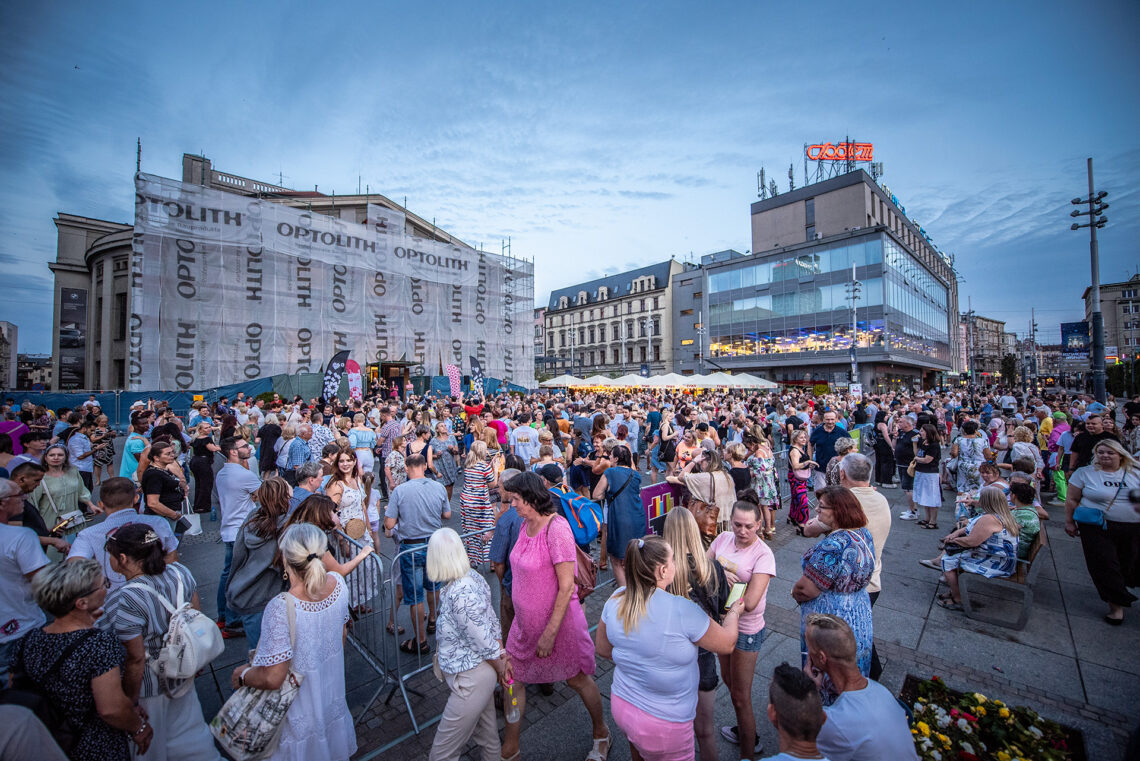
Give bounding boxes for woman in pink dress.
[500,472,610,761]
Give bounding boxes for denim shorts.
[896,465,915,491]
[398,542,441,604]
[736,627,767,652]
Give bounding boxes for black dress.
[729,466,751,495]
[12,628,130,761]
[257,423,282,473]
[189,437,216,514]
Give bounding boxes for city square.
[0,3,1138,761]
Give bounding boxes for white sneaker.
[899,510,919,520]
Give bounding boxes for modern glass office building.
[672,170,957,389]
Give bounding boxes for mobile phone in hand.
[725,582,746,610]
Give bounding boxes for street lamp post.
[1070,157,1109,403]
[846,262,862,384]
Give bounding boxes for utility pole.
[1070,157,1108,403]
[1030,308,1039,392]
[963,301,977,390]
[846,262,862,384]
[697,308,705,374]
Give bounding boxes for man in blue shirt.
[284,424,314,485]
[288,461,323,515]
[808,411,845,490]
[489,468,523,639]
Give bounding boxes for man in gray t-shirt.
[384,454,452,652]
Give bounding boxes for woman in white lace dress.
[325,447,377,609]
[231,523,356,761]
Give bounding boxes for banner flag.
[321,350,350,402]
[469,356,485,398]
[346,359,363,401]
[444,364,462,397]
[129,173,534,390]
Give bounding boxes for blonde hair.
[725,442,747,463]
[663,507,718,602]
[977,486,1019,537]
[426,527,471,584]
[835,437,856,454]
[1011,426,1034,443]
[465,439,488,468]
[1093,438,1137,472]
[282,424,296,440]
[614,535,671,634]
[279,523,330,598]
[32,557,102,618]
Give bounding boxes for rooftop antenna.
[136,138,141,173]
[757,168,767,200]
[276,170,288,187]
[357,175,362,195]
[788,163,795,191]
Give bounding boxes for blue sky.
[2,1,1137,353]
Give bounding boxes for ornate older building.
[542,260,689,377]
[49,153,467,390]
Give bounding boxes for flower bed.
[899,674,1086,761]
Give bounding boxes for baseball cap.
[537,464,564,484]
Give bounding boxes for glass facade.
[705,233,950,364]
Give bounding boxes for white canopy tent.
[539,374,584,388]
[733,373,778,389]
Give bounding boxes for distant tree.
[1000,353,1019,386]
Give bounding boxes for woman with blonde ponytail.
[596,535,742,761]
[229,523,356,761]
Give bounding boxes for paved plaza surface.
[163,466,1135,761]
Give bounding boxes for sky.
[1,0,1138,353]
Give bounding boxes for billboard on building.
[129,173,533,391]
[1060,321,1090,360]
[58,287,87,389]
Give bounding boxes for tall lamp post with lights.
[1070,157,1108,403]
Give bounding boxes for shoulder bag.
[1072,477,1129,529]
[544,517,597,602]
[211,594,305,761]
[790,447,812,481]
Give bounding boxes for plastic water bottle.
[504,679,520,723]
[210,503,217,522]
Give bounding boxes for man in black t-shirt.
[893,416,919,520]
[1067,414,1117,476]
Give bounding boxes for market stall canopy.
[581,375,613,386]
[733,373,778,389]
[612,374,650,387]
[645,372,690,387]
[539,374,584,388]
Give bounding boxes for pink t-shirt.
[488,419,509,446]
[708,532,776,635]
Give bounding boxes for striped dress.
[460,459,496,564]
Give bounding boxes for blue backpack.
[549,486,603,546]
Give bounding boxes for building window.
[1124,289,1137,298]
[693,291,702,299]
[560,330,566,347]
[588,351,594,365]
[639,346,647,362]
[599,324,606,342]
[626,320,634,339]
[805,197,815,226]
[114,359,125,387]
[680,308,693,316]
[549,335,555,349]
[640,299,646,312]
[589,326,596,343]
[113,257,127,272]
[95,261,103,279]
[626,302,632,314]
[806,224,816,241]
[578,327,585,345]
[651,316,660,336]
[114,293,127,340]
[653,345,661,361]
[612,321,619,339]
[613,348,620,364]
[681,339,694,346]
[627,347,634,363]
[639,320,647,338]
[654,296,659,310]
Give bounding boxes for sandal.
[426,619,437,635]
[919,559,941,571]
[937,598,964,612]
[916,520,929,528]
[386,623,405,635]
[400,638,431,655]
[921,523,940,530]
[585,731,612,761]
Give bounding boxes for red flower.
[932,675,942,682]
[960,712,977,722]
[950,708,960,719]
[958,753,978,761]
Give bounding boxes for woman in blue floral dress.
[792,486,875,700]
[936,486,1019,611]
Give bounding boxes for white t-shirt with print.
[1069,466,1140,523]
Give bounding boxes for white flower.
[1028,725,1044,738]
[914,703,924,713]
[932,751,942,761]
[957,718,969,731]
[937,715,952,728]
[962,741,974,755]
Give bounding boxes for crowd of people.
[0,385,1136,760]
